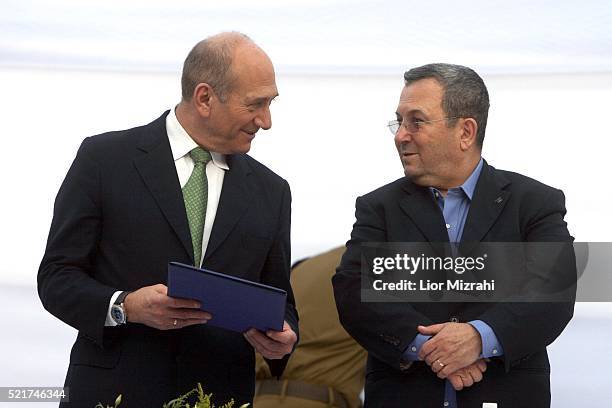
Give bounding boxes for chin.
[234,143,252,154]
[403,164,417,177]
[404,168,425,183]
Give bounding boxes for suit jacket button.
[450,316,459,323]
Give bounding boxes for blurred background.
[1,0,611,406]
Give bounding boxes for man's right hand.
[124,284,211,330]
[447,358,487,391]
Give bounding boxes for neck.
[175,102,196,137]
[434,155,482,195]
[175,102,211,150]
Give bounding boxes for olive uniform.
[254,247,367,408]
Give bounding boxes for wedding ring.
[173,319,178,326]
[436,359,445,368]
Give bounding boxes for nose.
[394,123,412,144]
[254,106,272,130]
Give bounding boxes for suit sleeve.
[260,179,299,377]
[332,195,436,370]
[477,188,576,372]
[38,138,117,347]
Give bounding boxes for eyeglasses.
[387,117,459,135]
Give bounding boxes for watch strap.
[114,291,130,306]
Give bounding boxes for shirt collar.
[460,158,484,200]
[166,107,229,170]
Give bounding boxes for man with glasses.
[333,63,574,407]
[38,32,298,407]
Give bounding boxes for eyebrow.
[396,108,426,118]
[247,94,279,104]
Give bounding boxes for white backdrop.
[1,68,611,408]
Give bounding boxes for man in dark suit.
[38,32,298,407]
[333,63,575,407]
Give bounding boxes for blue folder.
[167,262,286,333]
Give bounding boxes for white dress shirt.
[105,108,228,326]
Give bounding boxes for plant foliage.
[95,383,249,408]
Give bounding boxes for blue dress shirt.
[402,159,504,408]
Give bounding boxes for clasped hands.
[417,322,486,391]
[124,284,297,359]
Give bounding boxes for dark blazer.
[38,111,298,407]
[333,160,575,408]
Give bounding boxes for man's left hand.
[447,358,487,390]
[243,321,297,359]
[417,322,482,379]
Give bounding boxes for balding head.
[176,32,277,155]
[181,32,261,102]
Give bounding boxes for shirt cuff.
[104,291,122,327]
[468,320,504,358]
[402,334,431,361]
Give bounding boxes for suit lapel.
[460,161,511,254]
[133,112,194,261]
[398,180,449,247]
[203,155,252,262]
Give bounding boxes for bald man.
[38,32,298,407]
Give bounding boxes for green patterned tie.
[182,147,212,266]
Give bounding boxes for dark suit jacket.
[333,160,575,408]
[38,111,298,407]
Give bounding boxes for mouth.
[241,129,258,139]
[401,152,418,166]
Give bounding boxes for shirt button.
[411,346,417,352]
[446,223,451,229]
[492,349,498,355]
[444,402,449,407]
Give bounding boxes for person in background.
[255,247,367,408]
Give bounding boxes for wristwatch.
[110,291,130,325]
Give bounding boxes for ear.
[459,118,478,151]
[193,83,215,118]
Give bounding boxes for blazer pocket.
[69,335,121,369]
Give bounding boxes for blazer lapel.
[398,180,450,249]
[133,112,193,261]
[460,161,511,254]
[203,155,251,262]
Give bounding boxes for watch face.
[111,305,125,324]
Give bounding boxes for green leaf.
[97,383,246,408]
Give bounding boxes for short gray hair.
[181,32,251,102]
[403,63,490,146]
